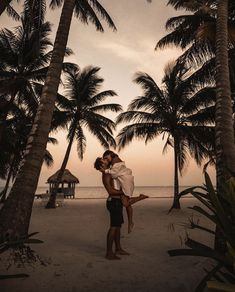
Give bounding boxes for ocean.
[34,186,193,199]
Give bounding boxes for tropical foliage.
[170,172,235,291]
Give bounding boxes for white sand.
[1,198,214,292]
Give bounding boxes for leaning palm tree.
[117,60,215,210]
[46,66,122,208]
[0,0,116,242]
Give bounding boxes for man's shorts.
[106,197,124,227]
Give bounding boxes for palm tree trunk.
[214,0,235,252]
[46,126,76,208]
[0,0,12,16]
[0,0,76,243]
[215,0,235,182]
[170,139,181,211]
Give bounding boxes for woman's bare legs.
[121,194,148,207]
[121,194,148,233]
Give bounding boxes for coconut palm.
[116,60,215,210]
[0,21,52,141]
[0,8,75,144]
[46,66,122,208]
[165,0,235,252]
[0,0,116,242]
[157,1,235,180]
[215,0,235,182]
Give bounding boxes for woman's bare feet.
[115,249,130,255]
[105,253,121,260]
[139,194,148,200]
[128,222,134,233]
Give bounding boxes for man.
[94,157,129,260]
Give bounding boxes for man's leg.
[106,227,121,260]
[115,227,130,255]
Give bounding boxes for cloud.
[97,41,143,64]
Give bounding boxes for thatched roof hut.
[47,169,79,184]
[47,169,79,198]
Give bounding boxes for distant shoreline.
[35,185,195,188]
[34,196,194,200]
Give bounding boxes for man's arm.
[102,173,124,197]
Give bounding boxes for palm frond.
[89,90,118,106]
[116,111,156,125]
[44,150,54,167]
[49,0,63,9]
[117,123,163,149]
[6,5,20,21]
[89,103,122,113]
[76,124,86,160]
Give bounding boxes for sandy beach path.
[1,198,214,292]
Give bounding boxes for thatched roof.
[47,169,79,184]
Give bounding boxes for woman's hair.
[94,157,103,170]
[102,150,118,158]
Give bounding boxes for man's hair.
[94,157,103,170]
[102,150,118,159]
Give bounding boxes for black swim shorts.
[106,197,124,227]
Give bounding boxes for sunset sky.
[0,0,215,187]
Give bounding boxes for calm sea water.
[34,186,192,199]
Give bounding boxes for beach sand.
[1,198,214,292]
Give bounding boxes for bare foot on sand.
[105,253,121,260]
[139,194,149,200]
[116,249,130,255]
[128,222,134,234]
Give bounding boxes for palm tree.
[0,10,76,144]
[46,66,122,208]
[0,0,116,242]
[0,20,52,142]
[116,60,215,210]
[157,1,235,179]
[158,0,235,249]
[215,0,235,182]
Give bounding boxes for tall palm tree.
[215,0,235,182]
[46,66,122,208]
[159,0,235,250]
[116,61,215,210]
[0,19,53,143]
[0,0,116,242]
[0,6,75,144]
